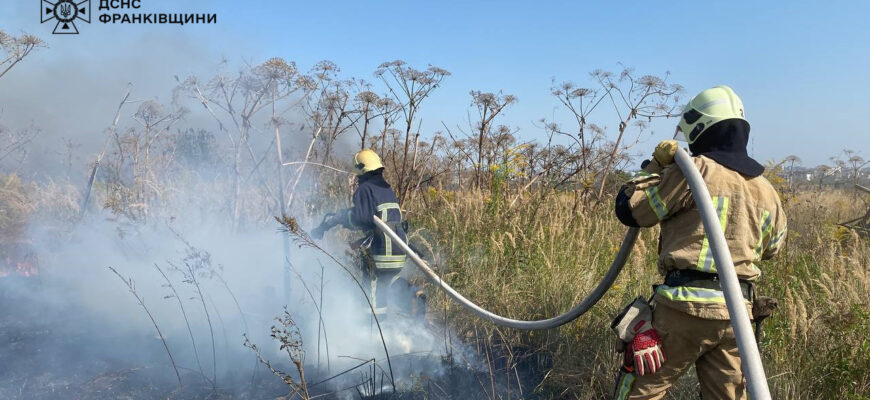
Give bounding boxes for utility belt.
[664,269,754,301]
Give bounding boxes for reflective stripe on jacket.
[619,155,787,319]
[344,171,407,270]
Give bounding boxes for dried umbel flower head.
[638,75,665,90]
[135,100,164,124]
[569,88,592,98]
[471,91,517,113]
[356,90,380,105]
[496,125,512,137]
[256,57,298,82]
[375,59,407,76]
[471,91,496,107]
[590,69,612,80]
[404,68,431,84]
[427,65,451,77]
[0,31,45,57]
[18,34,43,47]
[376,97,397,111]
[295,75,317,91]
[311,60,339,80]
[323,90,347,107]
[619,67,635,81]
[550,81,571,97]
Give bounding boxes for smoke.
[3,207,459,397]
[0,23,221,178]
[0,26,488,398]
[0,134,479,396]
[0,7,524,393]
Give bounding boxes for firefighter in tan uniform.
[610,86,786,399]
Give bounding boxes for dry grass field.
[404,183,870,399]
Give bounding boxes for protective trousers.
[375,270,398,308]
[364,260,402,313]
[613,304,747,400]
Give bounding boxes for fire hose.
[376,215,639,329]
[372,147,770,398]
[375,216,638,331]
[673,148,771,399]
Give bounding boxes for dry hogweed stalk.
[166,233,220,387]
[243,307,309,399]
[272,308,306,371]
[108,266,183,395]
[273,214,396,388]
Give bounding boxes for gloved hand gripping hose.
[372,217,639,330]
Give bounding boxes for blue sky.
[2,0,868,166]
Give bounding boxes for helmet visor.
[673,103,691,142]
[673,125,687,142]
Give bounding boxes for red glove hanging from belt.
[630,322,665,376]
[611,297,666,376]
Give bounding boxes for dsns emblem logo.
[41,0,91,34]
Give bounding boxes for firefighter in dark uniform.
[312,149,419,315]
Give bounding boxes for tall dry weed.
[409,186,870,399]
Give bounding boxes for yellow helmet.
[352,149,384,175]
[676,85,747,144]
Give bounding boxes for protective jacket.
[341,169,407,271]
[616,156,786,320]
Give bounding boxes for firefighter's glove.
[611,297,666,376]
[652,140,678,166]
[631,327,665,376]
